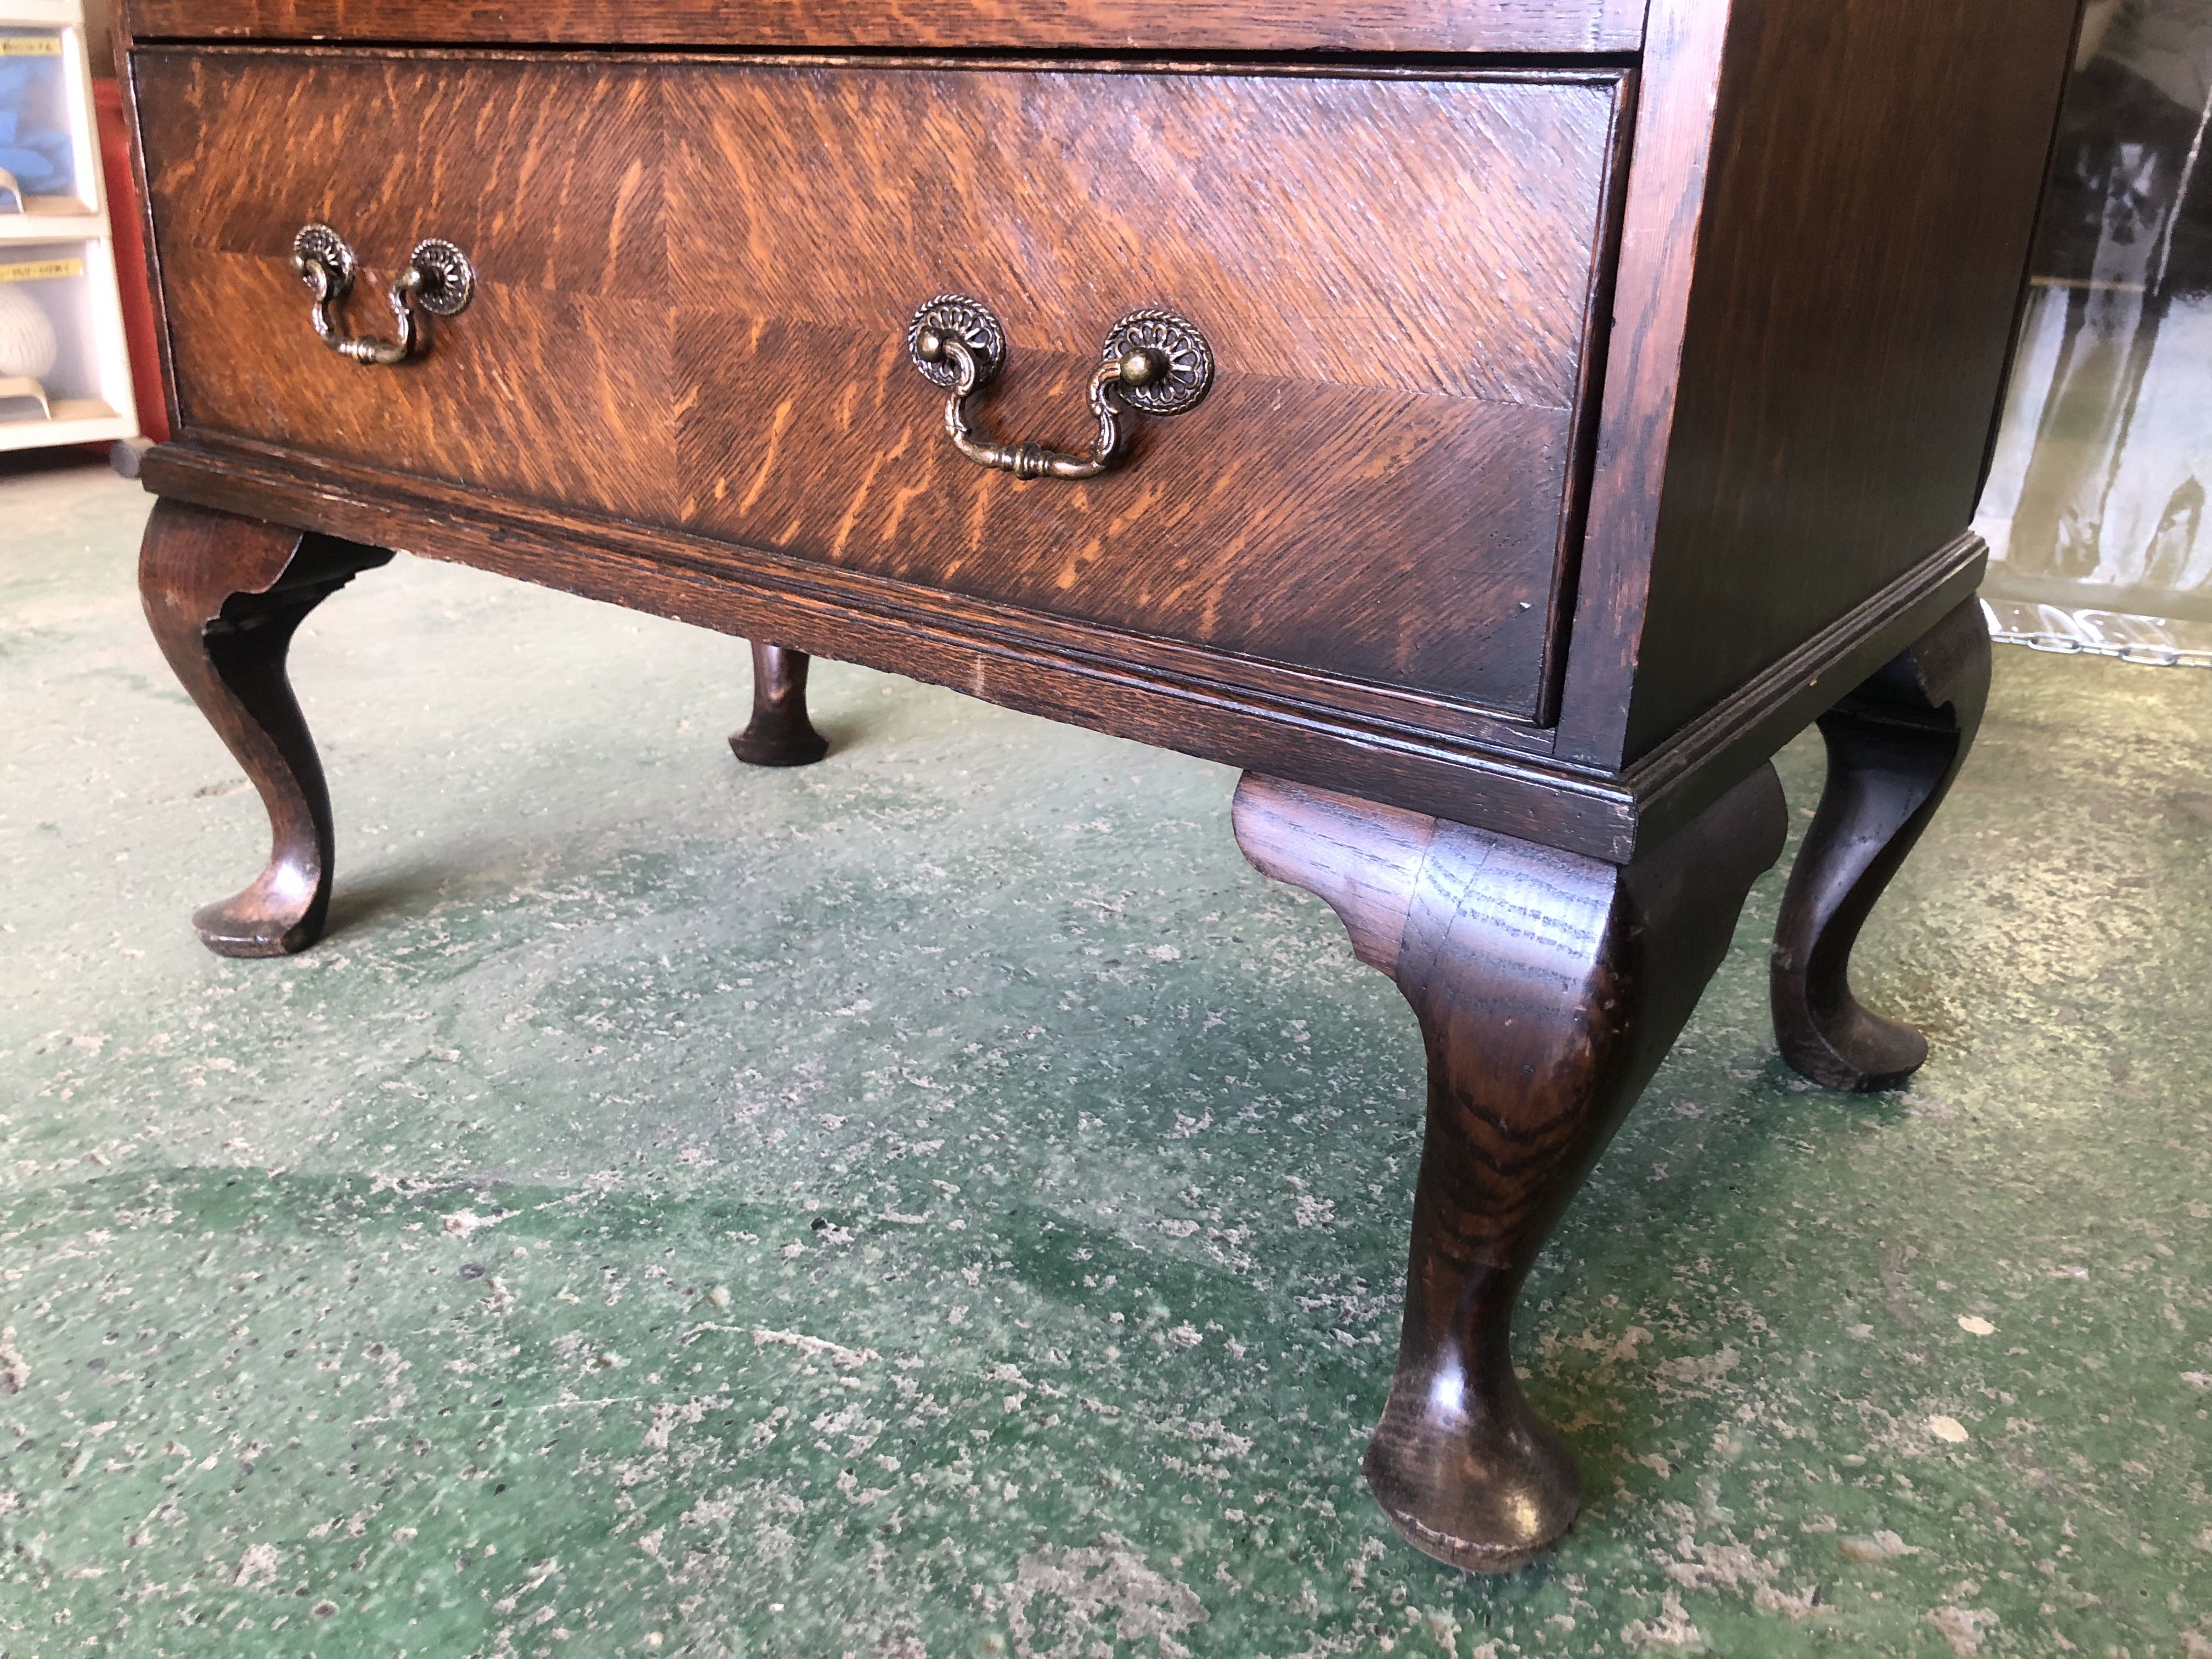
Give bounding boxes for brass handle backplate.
[291,223,475,366]
[906,295,1212,481]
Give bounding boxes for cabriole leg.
[729,641,828,767]
[140,498,391,957]
[1771,597,1991,1091]
[1233,766,1787,1571]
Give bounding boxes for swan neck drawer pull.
[906,295,1212,481]
[291,223,475,366]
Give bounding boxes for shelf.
[0,204,100,240]
[0,0,137,453]
[1,240,133,442]
[0,393,126,449]
[0,0,87,24]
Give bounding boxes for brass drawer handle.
[291,223,475,366]
[906,295,1212,481]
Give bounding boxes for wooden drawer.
[134,50,1630,720]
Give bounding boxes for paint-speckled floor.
[3,455,2210,1659]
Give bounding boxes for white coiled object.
[0,283,60,381]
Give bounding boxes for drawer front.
[136,51,1629,719]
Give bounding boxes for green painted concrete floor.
[3,456,2211,1659]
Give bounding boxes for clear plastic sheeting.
[1974,0,2212,658]
[1982,597,2212,666]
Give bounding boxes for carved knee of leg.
[1235,766,1787,1572]
[140,499,388,957]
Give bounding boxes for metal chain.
[1981,599,2212,669]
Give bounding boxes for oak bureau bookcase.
[117,0,2080,1571]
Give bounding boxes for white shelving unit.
[0,0,136,452]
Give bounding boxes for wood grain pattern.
[138,498,390,956]
[120,0,1647,56]
[133,54,675,524]
[1623,530,1984,852]
[134,49,1630,719]
[117,9,2082,1583]
[1771,596,1990,1092]
[1234,764,1788,1570]
[139,435,2005,868]
[669,67,1608,409]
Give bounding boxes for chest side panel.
[1611,0,2081,759]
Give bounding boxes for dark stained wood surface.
[1552,0,1731,765]
[1623,529,1984,851]
[133,54,674,521]
[134,49,1630,719]
[1567,0,2080,763]
[1233,763,1788,1570]
[120,0,1647,55]
[138,498,391,956]
[729,641,830,766]
[1771,596,1991,1091]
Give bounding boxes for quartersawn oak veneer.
[120,0,2084,1576]
[133,50,1633,720]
